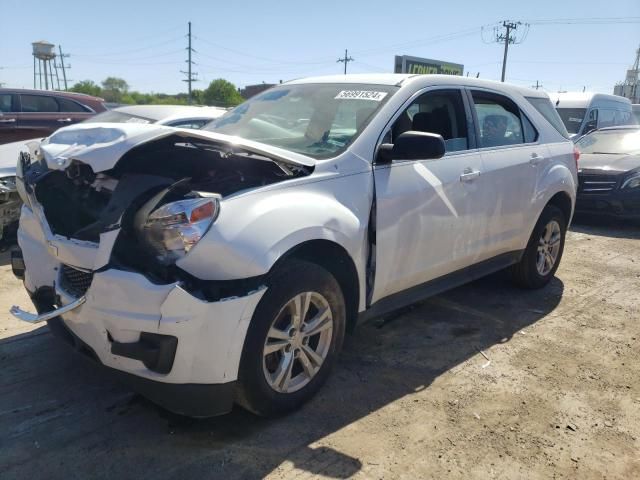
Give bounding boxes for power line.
[71,36,184,58]
[526,16,640,25]
[194,35,337,65]
[180,21,197,104]
[337,49,354,75]
[352,27,481,57]
[490,20,529,82]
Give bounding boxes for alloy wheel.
[262,291,334,393]
[536,219,562,276]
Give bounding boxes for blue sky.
[1,0,638,95]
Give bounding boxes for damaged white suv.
[11,75,577,417]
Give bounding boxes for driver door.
[371,88,487,304]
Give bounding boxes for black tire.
[235,259,346,416]
[511,204,567,289]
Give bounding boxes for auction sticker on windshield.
[335,90,388,101]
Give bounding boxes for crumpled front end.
[9,126,312,416]
[0,175,20,242]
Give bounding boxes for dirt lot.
[0,218,638,480]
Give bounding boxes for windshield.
[84,110,154,124]
[576,129,640,154]
[204,83,398,159]
[556,108,586,134]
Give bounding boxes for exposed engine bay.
[21,134,311,281]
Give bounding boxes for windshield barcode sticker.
[335,90,388,101]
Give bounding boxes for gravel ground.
[0,218,638,479]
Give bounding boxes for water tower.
[32,41,58,90]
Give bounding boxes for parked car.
[0,104,226,243]
[10,74,577,417]
[574,125,640,218]
[83,104,228,129]
[0,88,107,145]
[548,92,635,139]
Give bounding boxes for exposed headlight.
[15,151,32,209]
[621,173,640,190]
[139,196,220,264]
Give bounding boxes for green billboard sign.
[394,55,464,76]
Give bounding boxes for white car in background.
[0,105,226,242]
[11,74,577,417]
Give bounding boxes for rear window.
[526,97,570,138]
[57,97,90,113]
[20,94,59,113]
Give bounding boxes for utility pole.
[532,80,542,90]
[181,21,198,104]
[57,45,70,90]
[337,49,354,75]
[493,20,528,82]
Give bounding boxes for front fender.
[176,173,372,282]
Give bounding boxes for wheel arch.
[269,239,361,333]
[546,190,573,225]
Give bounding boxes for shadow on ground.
[0,272,563,479]
[571,214,640,240]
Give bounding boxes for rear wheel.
[235,260,346,416]
[511,204,567,289]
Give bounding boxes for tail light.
[139,196,220,264]
[573,146,580,169]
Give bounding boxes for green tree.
[70,80,102,97]
[101,77,129,103]
[202,79,244,107]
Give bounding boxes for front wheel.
[511,204,567,289]
[235,260,346,416]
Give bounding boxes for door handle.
[57,118,72,123]
[529,153,544,165]
[0,118,16,123]
[460,168,481,182]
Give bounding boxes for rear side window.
[471,91,523,148]
[522,113,538,143]
[616,110,635,125]
[526,96,570,138]
[57,97,90,112]
[0,94,16,112]
[20,95,59,113]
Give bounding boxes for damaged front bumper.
[0,176,21,242]
[12,204,266,417]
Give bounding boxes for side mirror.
[583,120,597,134]
[376,131,445,164]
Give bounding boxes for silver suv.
[11,74,577,417]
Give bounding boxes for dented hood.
[578,152,640,173]
[40,122,315,173]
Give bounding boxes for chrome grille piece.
[578,174,619,194]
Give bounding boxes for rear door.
[17,93,63,139]
[16,94,92,140]
[0,93,20,144]
[371,87,487,303]
[55,96,95,124]
[467,89,542,258]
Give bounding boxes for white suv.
[11,75,577,417]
